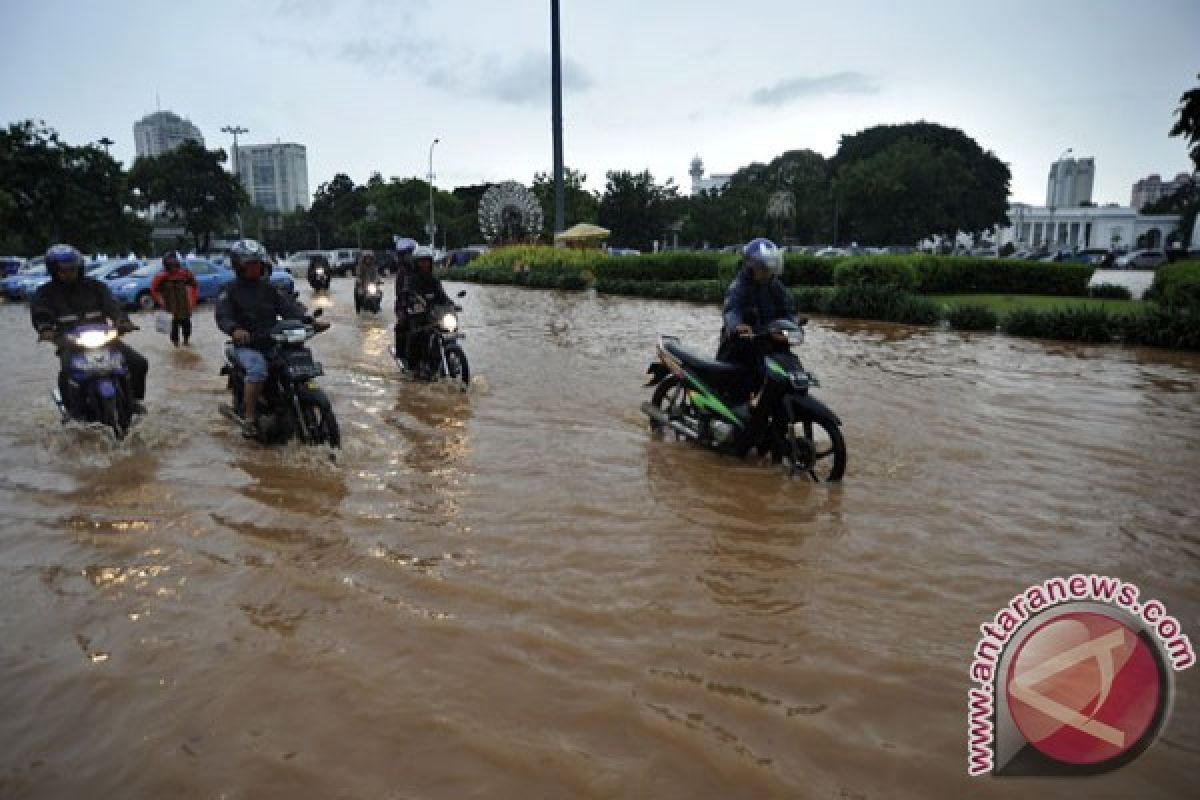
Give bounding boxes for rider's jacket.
[215,277,308,345]
[396,271,451,319]
[721,269,797,339]
[30,276,127,334]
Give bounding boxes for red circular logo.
[1005,611,1163,765]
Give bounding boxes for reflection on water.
[0,283,1197,799]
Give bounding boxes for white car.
[280,250,333,277]
[1114,249,1167,270]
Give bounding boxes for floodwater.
[1,279,1198,799]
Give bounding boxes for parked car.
[814,247,849,258]
[1115,249,1167,270]
[3,264,47,300]
[0,256,26,277]
[111,258,294,310]
[330,248,361,277]
[279,250,332,277]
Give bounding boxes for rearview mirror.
[312,308,324,318]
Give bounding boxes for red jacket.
[151,267,198,316]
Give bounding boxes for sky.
[2,0,1197,208]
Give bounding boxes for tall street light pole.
[428,137,439,248]
[222,124,249,238]
[97,137,114,156]
[551,0,565,235]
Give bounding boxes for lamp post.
[359,203,377,249]
[97,136,114,156]
[222,124,249,238]
[427,137,440,248]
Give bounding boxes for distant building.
[1131,172,1195,211]
[1045,156,1094,208]
[689,156,732,195]
[133,111,204,158]
[236,142,310,212]
[999,202,1181,251]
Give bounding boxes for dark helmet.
[163,250,182,269]
[229,239,268,276]
[742,237,783,277]
[412,245,435,271]
[45,244,84,281]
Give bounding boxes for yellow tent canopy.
[553,223,610,242]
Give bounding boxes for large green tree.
[531,167,599,235]
[128,140,244,251]
[0,120,147,254]
[831,121,1011,244]
[598,170,681,250]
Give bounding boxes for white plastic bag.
[154,311,171,335]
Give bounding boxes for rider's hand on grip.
[232,328,251,344]
[37,328,56,342]
[314,320,331,332]
[735,324,753,338]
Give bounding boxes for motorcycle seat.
[663,340,743,385]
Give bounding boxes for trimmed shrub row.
[1147,260,1200,309]
[467,247,1095,295]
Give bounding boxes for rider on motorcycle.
[216,239,328,437]
[307,253,331,290]
[718,238,797,396]
[395,246,452,374]
[355,251,380,287]
[29,244,148,414]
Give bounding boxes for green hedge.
[833,257,919,291]
[946,304,999,331]
[1147,260,1200,309]
[782,255,839,286]
[825,285,942,325]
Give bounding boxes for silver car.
[1114,249,1167,269]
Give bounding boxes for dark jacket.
[150,267,198,320]
[215,277,308,345]
[396,271,451,317]
[30,276,128,334]
[721,270,797,337]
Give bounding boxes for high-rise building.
[133,111,204,158]
[236,142,310,212]
[1131,172,1195,211]
[1045,156,1095,208]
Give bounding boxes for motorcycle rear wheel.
[650,376,692,440]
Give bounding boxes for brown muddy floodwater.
[1,279,1198,799]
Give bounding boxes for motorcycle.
[640,319,846,481]
[308,265,331,293]
[48,321,140,440]
[390,290,470,386]
[219,310,340,447]
[354,279,383,313]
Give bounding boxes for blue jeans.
[234,347,269,383]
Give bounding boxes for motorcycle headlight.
[74,329,117,348]
[366,284,379,295]
[439,313,458,332]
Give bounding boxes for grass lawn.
[928,294,1142,316]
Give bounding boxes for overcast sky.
[3,0,1197,207]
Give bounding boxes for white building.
[688,156,732,195]
[236,142,310,212]
[133,111,204,158]
[1045,156,1095,207]
[998,203,1183,251]
[1131,172,1195,211]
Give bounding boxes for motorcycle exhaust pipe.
[640,401,697,439]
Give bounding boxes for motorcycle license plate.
[72,351,118,372]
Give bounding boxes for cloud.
[750,72,880,106]
[275,0,336,19]
[476,52,593,106]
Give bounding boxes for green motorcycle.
[641,319,846,481]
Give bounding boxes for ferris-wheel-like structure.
[478,181,545,244]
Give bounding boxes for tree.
[598,170,680,250]
[1170,73,1200,171]
[0,120,147,254]
[128,140,244,251]
[531,167,599,235]
[835,138,978,245]
[831,121,1010,244]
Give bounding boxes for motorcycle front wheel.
[299,389,341,448]
[100,395,127,441]
[443,345,470,387]
[785,416,846,482]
